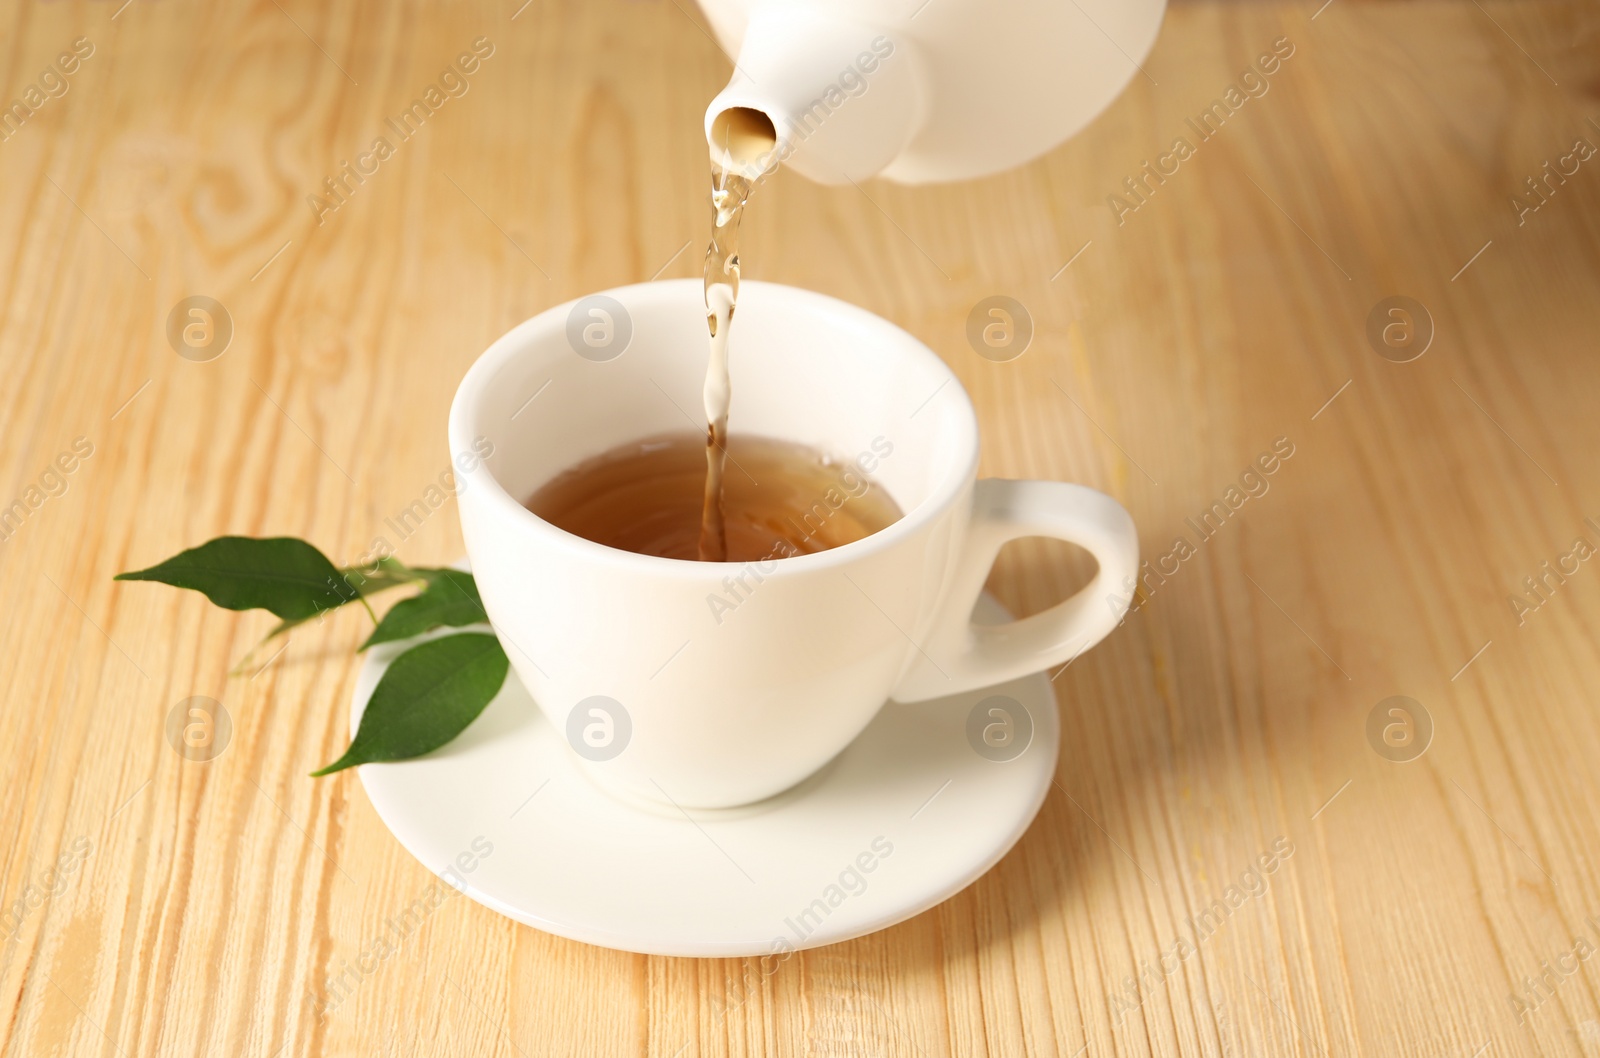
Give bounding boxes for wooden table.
[3,0,1598,1054]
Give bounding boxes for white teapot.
[699,0,1166,184]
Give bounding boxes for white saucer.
[351,594,1059,958]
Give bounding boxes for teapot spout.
[703,9,922,185]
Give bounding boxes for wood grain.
[2,0,1598,1054]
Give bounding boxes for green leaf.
[236,557,439,669]
[360,570,487,650]
[312,632,509,775]
[340,556,432,598]
[115,536,360,621]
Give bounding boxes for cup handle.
[890,479,1139,703]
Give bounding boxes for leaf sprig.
[116,537,508,775]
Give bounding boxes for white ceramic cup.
[450,279,1137,809]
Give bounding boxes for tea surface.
[526,433,901,563]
